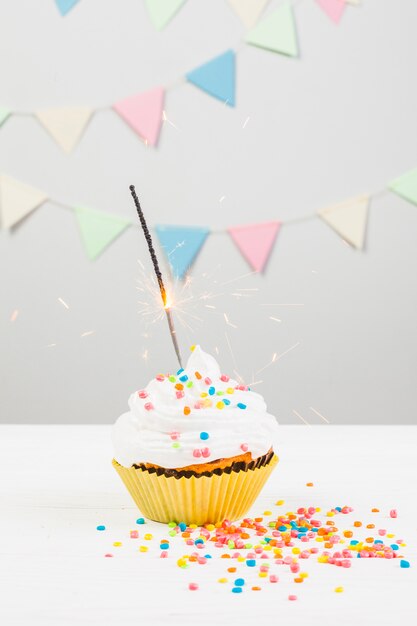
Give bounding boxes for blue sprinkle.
[400,560,410,568]
[179,522,187,532]
[195,538,204,545]
[136,518,145,525]
[350,540,359,545]
[177,368,184,375]
[237,403,247,410]
[234,578,245,586]
[208,387,215,396]
[391,544,399,550]
[278,525,287,532]
[223,398,231,405]
[312,527,319,532]
[204,554,212,559]
[96,525,106,531]
[160,543,169,549]
[232,587,243,593]
[179,375,188,382]
[246,559,256,567]
[200,432,209,440]
[357,553,361,558]
[335,507,342,512]
[374,540,383,544]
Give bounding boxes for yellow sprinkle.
[177,558,187,567]
[316,507,321,512]
[275,500,285,506]
[264,545,272,551]
[318,556,328,563]
[316,537,324,542]
[292,547,300,554]
[237,557,245,562]
[205,524,215,531]
[189,524,197,529]
[218,578,228,583]
[144,533,153,540]
[258,572,268,578]
[190,345,196,352]
[400,543,406,546]
[200,392,208,398]
[113,541,122,547]
[387,534,394,538]
[263,510,272,516]
[300,572,308,578]
[327,511,335,517]
[139,546,148,552]
[226,387,234,394]
[216,401,224,410]
[335,586,344,593]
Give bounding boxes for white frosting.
[112,346,279,469]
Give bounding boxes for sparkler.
[129,185,183,369]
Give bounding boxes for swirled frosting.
[112,346,279,469]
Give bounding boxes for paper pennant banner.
[227,0,270,29]
[318,195,369,249]
[186,50,236,107]
[35,107,93,153]
[0,174,48,229]
[0,107,11,127]
[315,0,346,24]
[113,87,165,146]
[246,1,298,57]
[145,0,186,30]
[155,225,209,279]
[389,167,417,207]
[75,207,131,260]
[228,221,281,272]
[55,0,80,16]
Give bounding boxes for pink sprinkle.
[156,374,165,381]
[288,595,297,601]
[201,447,211,458]
[144,402,154,411]
[160,551,168,558]
[290,563,300,573]
[176,390,185,399]
[104,553,114,558]
[240,443,249,452]
[130,530,139,539]
[342,559,351,568]
[170,432,180,440]
[189,583,199,591]
[186,539,194,546]
[194,402,202,409]
[283,556,292,564]
[260,565,269,572]
[220,374,230,382]
[390,509,398,518]
[378,529,386,536]
[138,390,148,398]
[193,449,202,458]
[269,575,279,583]
[204,377,212,385]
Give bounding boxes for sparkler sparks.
[310,406,330,424]
[255,342,300,375]
[57,297,69,310]
[269,316,282,323]
[293,409,310,426]
[10,309,19,322]
[81,330,95,337]
[223,313,237,328]
[242,116,250,129]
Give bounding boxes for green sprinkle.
[228,540,235,549]
[216,390,225,395]
[169,530,177,537]
[186,381,193,388]
[244,543,253,549]
[172,442,180,449]
[168,376,176,383]
[168,522,176,528]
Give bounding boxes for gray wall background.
[1,0,417,425]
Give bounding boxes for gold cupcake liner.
[112,454,278,525]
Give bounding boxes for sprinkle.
[130,530,139,538]
[246,559,256,567]
[216,401,224,410]
[390,509,398,518]
[400,560,410,568]
[276,500,284,506]
[201,447,211,458]
[139,546,148,552]
[179,523,187,531]
[205,377,212,385]
[144,402,154,411]
[186,381,194,388]
[193,449,202,458]
[156,374,165,381]
[138,390,148,399]
[195,371,202,379]
[168,376,176,383]
[269,575,279,583]
[218,578,228,583]
[113,542,122,547]
[240,443,249,452]
[200,392,208,398]
[179,375,188,382]
[372,508,380,512]
[228,567,237,573]
[200,432,209,440]
[172,442,180,449]
[220,374,230,382]
[223,398,231,405]
[288,595,297,601]
[208,387,215,395]
[96,525,106,531]
[190,345,196,352]
[177,369,184,375]
[104,553,113,558]
[170,432,180,440]
[144,534,153,540]
[176,391,185,399]
[237,403,247,410]
[335,587,344,593]
[136,518,145,525]
[188,582,198,591]
[175,383,184,390]
[183,406,191,415]
[160,542,169,549]
[232,587,243,594]
[234,578,245,586]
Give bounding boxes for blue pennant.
[186,50,236,106]
[155,225,209,280]
[55,0,80,16]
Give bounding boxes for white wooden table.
[1,425,416,626]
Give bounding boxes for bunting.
[186,50,236,107]
[55,0,79,16]
[228,222,281,272]
[113,87,165,146]
[389,167,417,207]
[246,2,298,57]
[35,107,94,153]
[315,0,346,24]
[74,207,131,260]
[227,0,270,29]
[155,225,209,279]
[318,195,369,249]
[0,175,47,229]
[145,0,187,31]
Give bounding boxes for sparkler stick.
[129,185,183,369]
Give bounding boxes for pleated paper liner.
[112,454,278,525]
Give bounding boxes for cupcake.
[112,346,279,525]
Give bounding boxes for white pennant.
[318,195,369,250]
[36,107,93,153]
[227,0,269,28]
[0,174,48,229]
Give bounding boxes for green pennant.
[145,0,186,30]
[0,107,11,127]
[389,167,417,206]
[75,206,131,260]
[246,1,298,57]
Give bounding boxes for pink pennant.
[228,221,281,273]
[113,87,165,146]
[315,0,346,24]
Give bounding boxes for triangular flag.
[318,195,369,249]
[0,174,48,229]
[227,0,269,28]
[55,0,80,16]
[186,50,236,107]
[389,167,417,207]
[315,0,346,24]
[246,2,298,57]
[0,107,11,127]
[228,222,281,272]
[155,225,209,279]
[75,207,131,260]
[35,107,93,153]
[145,0,186,30]
[113,87,165,146]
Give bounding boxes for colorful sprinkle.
[193,449,202,458]
[136,518,145,525]
[334,587,344,593]
[138,390,148,398]
[201,447,211,458]
[200,432,209,440]
[144,402,154,411]
[188,582,198,591]
[156,374,165,381]
[195,371,202,379]
[216,401,224,410]
[168,376,176,383]
[240,443,249,452]
[400,560,410,568]
[208,387,215,395]
[234,578,245,586]
[237,403,246,410]
[183,406,191,415]
[288,595,297,601]
[96,525,106,531]
[390,509,398,518]
[170,432,180,440]
[176,390,185,399]
[232,587,243,594]
[130,530,139,539]
[220,374,230,382]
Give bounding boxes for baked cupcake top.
[112,345,279,469]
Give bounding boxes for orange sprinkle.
[183,406,191,415]
[294,577,303,583]
[366,524,375,529]
[343,531,353,538]
[306,482,314,487]
[227,567,236,573]
[221,554,231,559]
[195,371,202,379]
[252,586,261,591]
[366,537,374,543]
[371,508,380,513]
[175,383,184,390]
[354,521,362,527]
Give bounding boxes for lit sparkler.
[129,185,183,369]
